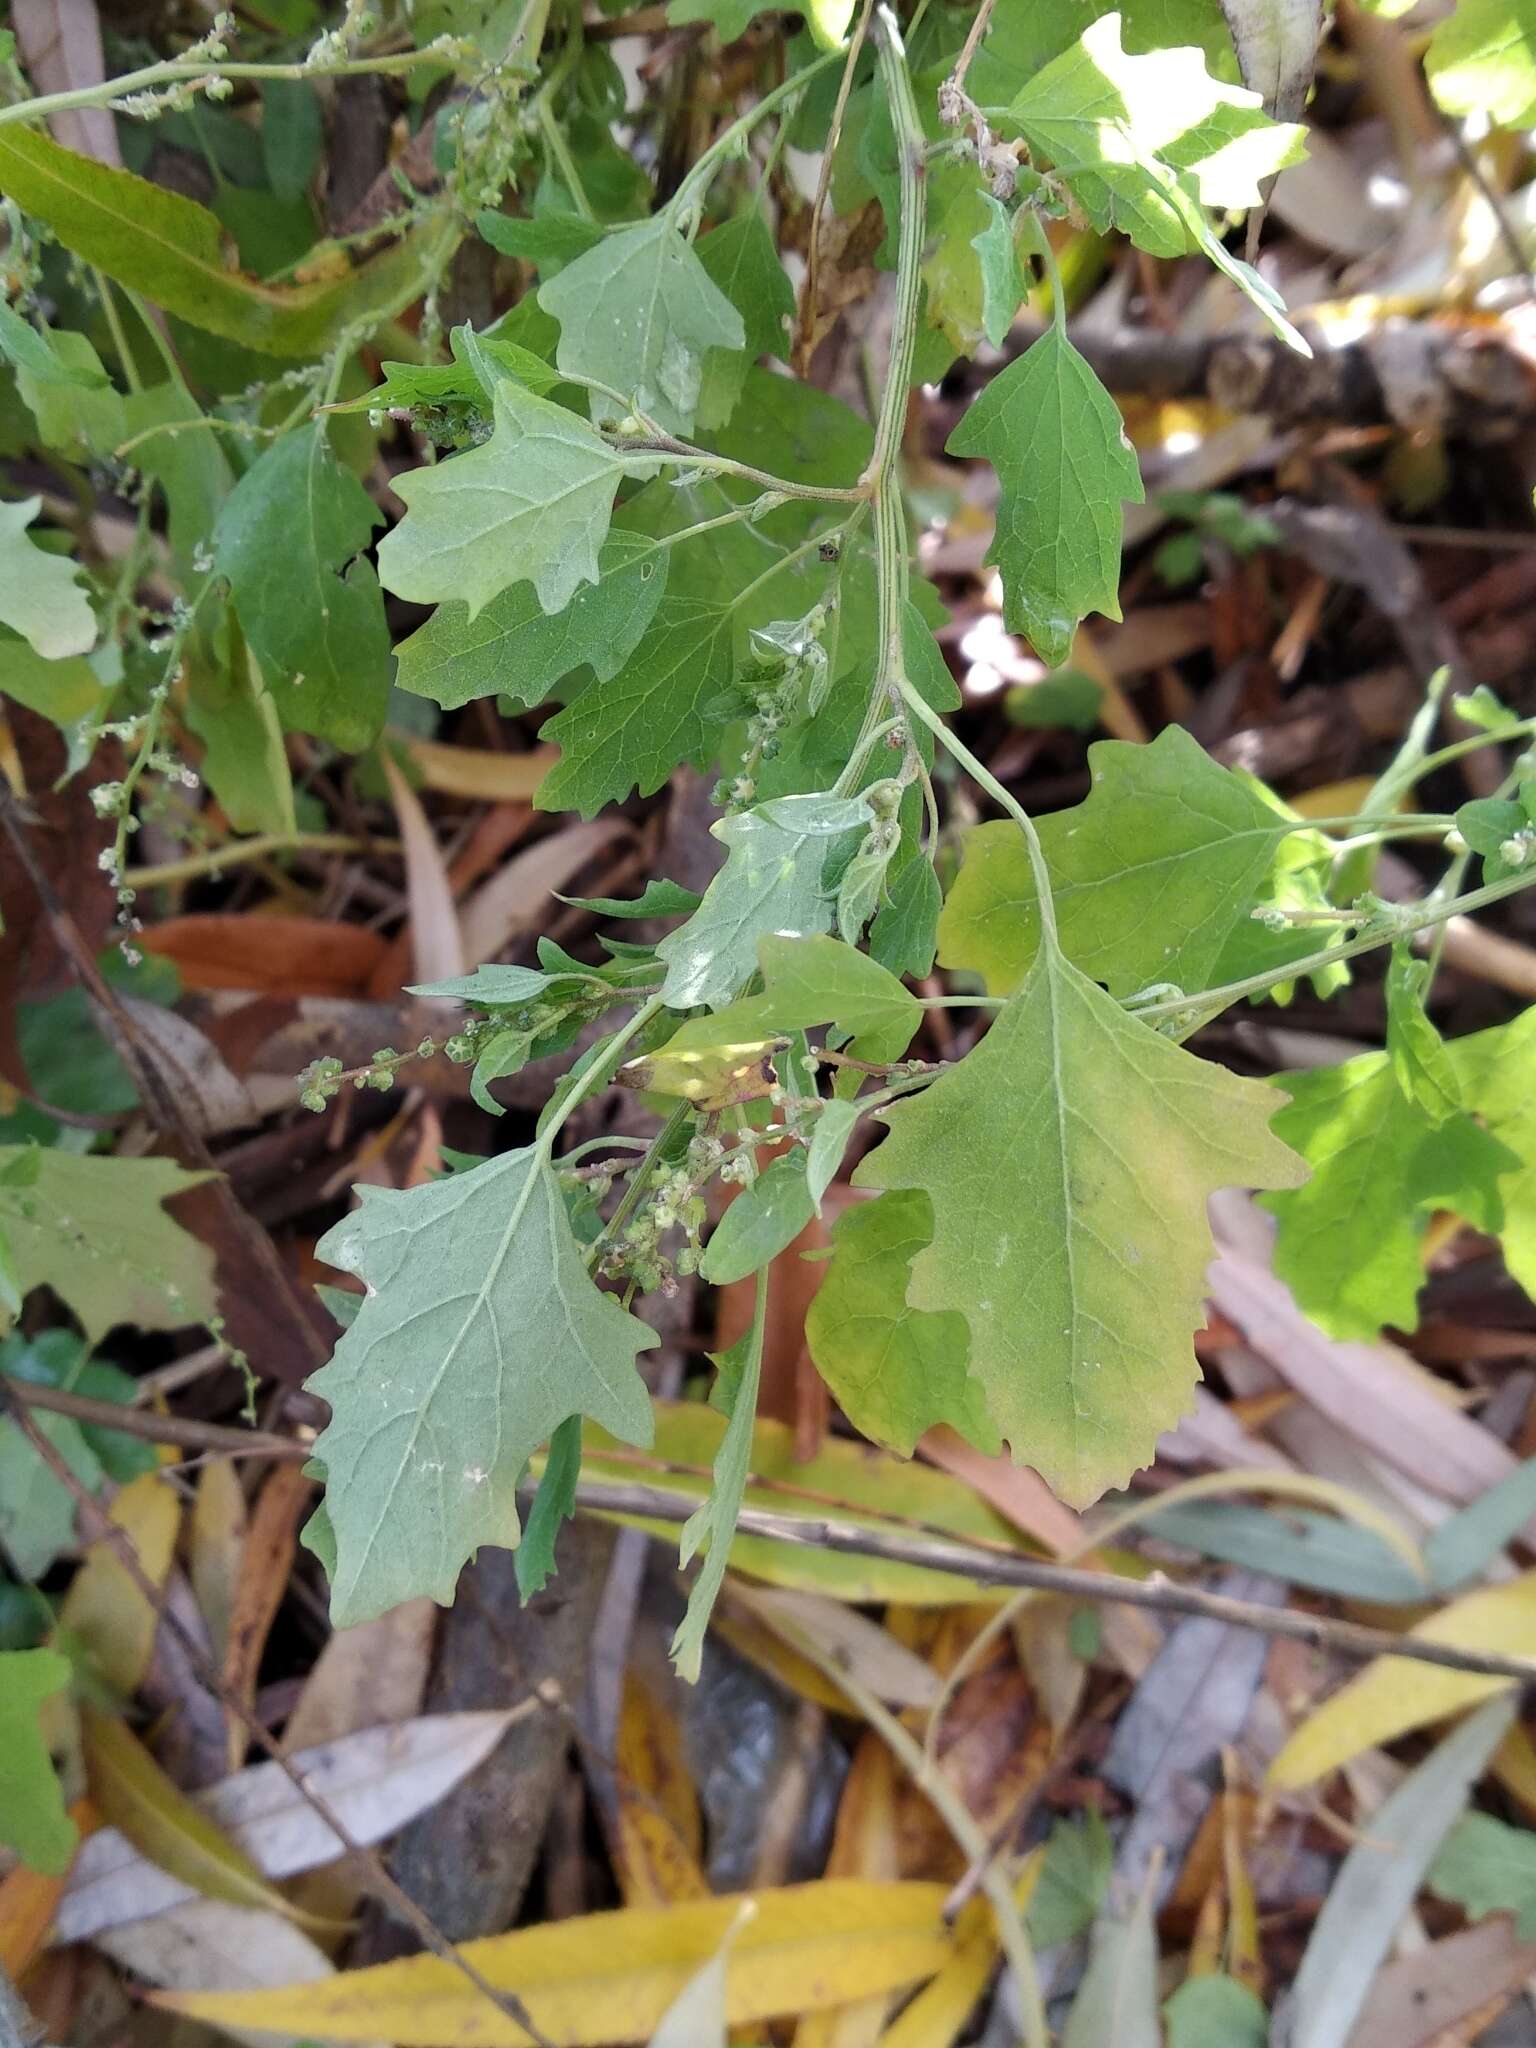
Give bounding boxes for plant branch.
[0,1383,557,2048]
[124,830,398,890]
[667,48,842,223]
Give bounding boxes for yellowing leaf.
[80,1708,324,1928]
[154,1880,958,2044]
[1268,1572,1536,1790]
[855,944,1305,1507]
[59,1471,181,1695]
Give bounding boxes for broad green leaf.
[0,299,105,387]
[937,726,1313,1000]
[0,1148,217,1341]
[1004,13,1307,345]
[855,942,1305,1507]
[305,1145,656,1627]
[1027,1812,1114,1949]
[1449,1006,1536,1305]
[700,1155,814,1285]
[0,633,104,726]
[395,531,669,712]
[184,631,296,839]
[13,329,124,457]
[1163,1977,1268,2048]
[1262,1052,1516,1341]
[971,0,1240,101]
[122,380,236,588]
[1282,1698,1517,2048]
[1426,0,1536,128]
[0,495,95,658]
[0,1329,151,1578]
[656,793,872,1011]
[379,380,650,620]
[662,933,921,1067]
[695,213,795,427]
[1385,947,1460,1126]
[262,77,323,200]
[1430,1812,1536,1937]
[0,125,457,357]
[212,423,390,751]
[476,209,606,270]
[871,857,942,980]
[515,1414,583,1603]
[538,216,746,437]
[671,1318,764,1680]
[0,1646,76,1874]
[806,1190,999,1457]
[946,324,1142,665]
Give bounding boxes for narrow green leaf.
[0,1646,76,1874]
[561,878,703,920]
[806,1099,860,1213]
[971,193,1025,350]
[947,324,1142,664]
[1144,1500,1428,1603]
[700,1153,814,1285]
[1062,1860,1160,2048]
[671,1311,765,1681]
[1424,1457,1536,1593]
[856,943,1305,1507]
[305,1146,657,1626]
[1385,947,1460,1126]
[515,1413,583,1603]
[806,1190,998,1457]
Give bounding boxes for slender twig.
[124,831,397,890]
[0,1385,556,2048]
[6,1381,304,1460]
[947,0,1000,98]
[763,1604,1049,2048]
[797,0,876,370]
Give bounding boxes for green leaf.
[695,212,796,427]
[663,932,921,1066]
[212,423,390,751]
[12,329,124,457]
[561,878,703,920]
[1027,1811,1114,1949]
[1454,683,1522,734]
[1426,0,1536,127]
[670,1313,765,1682]
[971,0,1241,102]
[946,324,1142,665]
[515,1412,582,1603]
[409,964,571,1005]
[0,496,95,659]
[0,1646,76,1874]
[656,793,872,1011]
[806,1190,999,1457]
[305,1145,656,1627]
[476,209,606,270]
[938,726,1313,1000]
[806,1098,860,1212]
[1163,1977,1268,2048]
[538,216,746,437]
[1385,947,1460,1126]
[700,1153,815,1285]
[379,380,648,621]
[395,531,669,712]
[1447,1007,1536,1306]
[1424,1458,1536,1593]
[871,856,942,981]
[0,1147,217,1342]
[1062,1862,1159,2048]
[972,194,1025,350]
[0,1379,103,1581]
[1005,14,1307,346]
[122,380,236,587]
[0,634,104,727]
[0,124,457,358]
[0,299,106,387]
[1143,1500,1427,1602]
[1263,1053,1517,1340]
[1430,1812,1536,1937]
[666,0,771,43]
[262,77,323,200]
[855,943,1305,1507]
[184,629,296,840]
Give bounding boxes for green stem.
[586,1099,692,1257]
[667,49,842,223]
[125,831,398,890]
[0,49,475,130]
[1136,863,1536,1031]
[539,996,667,1156]
[899,674,1061,947]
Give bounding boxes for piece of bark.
[350,1519,616,1956]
